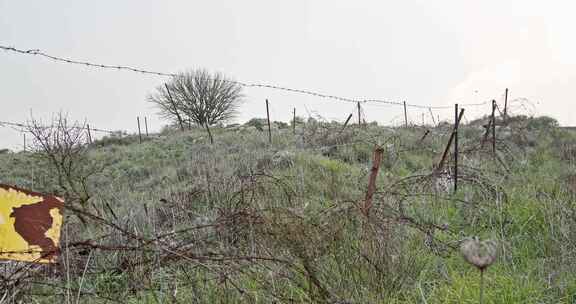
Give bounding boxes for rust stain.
[0,184,64,263]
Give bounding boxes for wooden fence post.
[23,133,26,152]
[266,99,272,144]
[403,101,408,127]
[454,104,459,193]
[137,117,142,144]
[87,124,92,144]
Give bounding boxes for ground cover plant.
[1,114,575,303]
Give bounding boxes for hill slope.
[1,116,575,303]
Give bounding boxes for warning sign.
[0,184,64,263]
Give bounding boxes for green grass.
[1,116,576,303]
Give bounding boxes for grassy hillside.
[1,115,576,303]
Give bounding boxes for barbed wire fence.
[0,45,549,303]
[0,44,524,150]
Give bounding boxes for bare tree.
[148,69,243,143]
[25,112,98,207]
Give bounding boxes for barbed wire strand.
[1,45,489,109]
[0,120,115,134]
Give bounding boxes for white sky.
[1,0,575,149]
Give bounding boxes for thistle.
[460,237,498,304]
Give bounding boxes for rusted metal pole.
[364,146,384,216]
[436,108,465,172]
[266,99,272,144]
[403,101,408,127]
[137,117,142,144]
[429,107,436,126]
[419,129,430,142]
[504,88,508,121]
[339,113,353,134]
[293,107,296,135]
[87,124,92,144]
[357,102,361,126]
[165,84,184,131]
[492,100,496,157]
[482,117,492,147]
[454,104,459,193]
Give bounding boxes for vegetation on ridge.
[1,114,575,303]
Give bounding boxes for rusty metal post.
[419,129,430,142]
[454,104,459,193]
[429,107,436,126]
[293,107,296,135]
[339,113,353,134]
[436,108,465,172]
[87,124,92,144]
[165,84,184,131]
[266,99,272,144]
[482,117,492,147]
[403,101,408,127]
[492,100,497,157]
[357,102,361,126]
[504,88,508,121]
[364,146,384,216]
[137,116,142,144]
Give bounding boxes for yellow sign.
[0,184,64,263]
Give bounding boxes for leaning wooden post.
[137,117,142,144]
[454,104,459,193]
[492,100,497,157]
[165,84,185,131]
[266,99,272,144]
[293,107,296,135]
[364,146,384,217]
[339,113,353,135]
[403,101,408,127]
[144,117,149,137]
[436,108,465,173]
[87,124,92,144]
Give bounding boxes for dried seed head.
[460,237,498,270]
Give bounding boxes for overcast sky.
[1,0,575,149]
